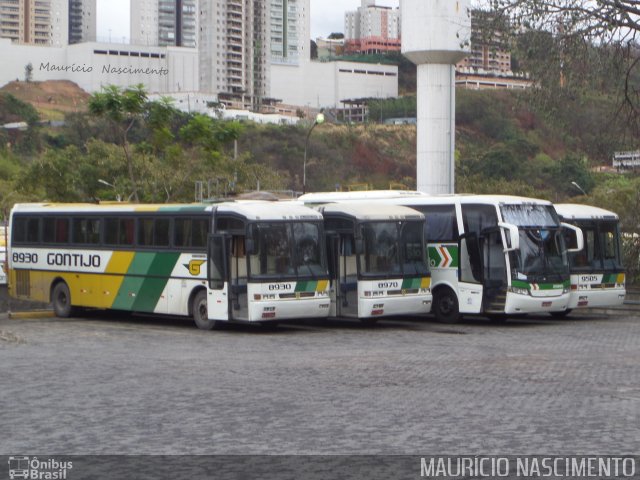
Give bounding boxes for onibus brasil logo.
[8,456,73,479]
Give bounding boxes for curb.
[8,310,55,319]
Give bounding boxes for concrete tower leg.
[416,63,456,194]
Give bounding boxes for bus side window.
[26,217,40,243]
[192,219,208,248]
[138,218,153,246]
[105,218,119,245]
[174,219,191,247]
[12,217,27,243]
[73,218,100,244]
[43,218,69,244]
[154,219,170,247]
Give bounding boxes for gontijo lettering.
[47,253,101,268]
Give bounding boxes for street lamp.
[571,181,587,195]
[303,111,325,194]
[98,179,122,201]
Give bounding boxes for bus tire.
[52,282,73,318]
[550,309,572,319]
[433,288,460,324]
[192,290,217,330]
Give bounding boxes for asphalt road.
[1,310,639,456]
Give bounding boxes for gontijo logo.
[8,456,73,479]
[185,259,206,276]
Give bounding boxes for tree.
[88,84,148,202]
[24,63,33,82]
[491,0,640,131]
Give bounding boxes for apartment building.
[344,0,400,55]
[68,0,95,44]
[270,0,309,63]
[199,0,308,110]
[457,9,511,74]
[0,0,70,46]
[131,0,198,47]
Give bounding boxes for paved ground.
[0,310,639,456]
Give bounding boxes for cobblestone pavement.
[0,311,638,455]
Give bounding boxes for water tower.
[401,0,471,194]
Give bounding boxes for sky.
[97,0,399,43]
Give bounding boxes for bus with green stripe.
[313,203,432,322]
[300,192,584,323]
[555,203,626,315]
[8,202,331,329]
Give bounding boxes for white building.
[0,38,198,93]
[271,60,398,109]
[613,151,640,170]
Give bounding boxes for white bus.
[316,202,432,321]
[300,192,583,322]
[555,203,626,314]
[9,201,330,329]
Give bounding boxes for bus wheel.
[192,290,217,330]
[433,288,460,324]
[550,309,572,319]
[52,282,73,318]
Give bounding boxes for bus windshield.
[248,221,327,279]
[569,220,623,271]
[360,220,429,277]
[510,228,569,282]
[501,204,559,227]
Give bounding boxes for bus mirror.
[561,222,584,253]
[354,237,364,255]
[498,222,519,252]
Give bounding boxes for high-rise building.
[69,0,96,44]
[344,0,400,55]
[131,0,198,47]
[199,0,309,110]
[270,0,309,63]
[457,9,511,74]
[0,0,70,46]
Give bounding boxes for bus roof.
[10,201,324,221]
[319,202,424,221]
[299,191,553,207]
[555,203,619,221]
[217,201,323,221]
[299,190,425,204]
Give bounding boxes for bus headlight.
[508,286,530,296]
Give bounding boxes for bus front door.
[480,228,508,314]
[336,234,359,318]
[229,235,249,321]
[458,233,483,314]
[208,234,230,321]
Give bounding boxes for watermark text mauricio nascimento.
[39,62,168,76]
[420,456,636,478]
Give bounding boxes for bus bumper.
[248,298,331,322]
[568,288,626,309]
[504,292,570,314]
[357,294,433,319]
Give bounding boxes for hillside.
[0,80,89,121]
